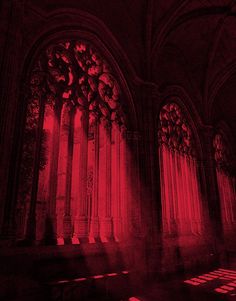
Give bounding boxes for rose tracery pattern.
[158,103,195,156]
[213,134,230,171]
[29,40,124,125]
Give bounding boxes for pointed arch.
[14,26,140,244]
[213,124,236,238]
[157,94,204,237]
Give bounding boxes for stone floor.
[126,267,236,301]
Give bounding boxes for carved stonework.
[213,134,230,171]
[158,103,195,156]
[28,40,125,125]
[17,38,128,243]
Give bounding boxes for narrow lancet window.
[213,134,236,236]
[16,39,137,244]
[158,103,202,236]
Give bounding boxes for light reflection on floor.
[184,268,236,296]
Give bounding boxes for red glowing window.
[16,39,139,244]
[213,134,236,235]
[158,103,202,236]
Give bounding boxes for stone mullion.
[188,157,197,234]
[45,102,62,244]
[112,123,122,241]
[125,132,133,239]
[165,146,176,235]
[90,118,99,241]
[195,159,203,234]
[99,119,112,241]
[77,109,89,242]
[170,150,178,223]
[159,145,168,234]
[187,155,196,234]
[197,154,210,237]
[63,106,75,244]
[25,94,45,243]
[119,127,127,240]
[105,123,112,240]
[172,151,181,232]
[182,154,192,234]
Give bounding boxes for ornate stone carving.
[29,40,124,124]
[158,103,195,156]
[213,134,230,171]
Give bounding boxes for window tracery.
[16,39,139,244]
[213,134,230,172]
[158,102,202,237]
[213,133,236,232]
[158,103,195,156]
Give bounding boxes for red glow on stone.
[91,275,104,279]
[219,268,236,274]
[191,278,206,283]
[184,280,200,286]
[71,236,80,244]
[107,273,118,277]
[57,280,69,284]
[186,269,236,296]
[73,278,87,282]
[57,237,64,245]
[214,288,228,293]
[213,134,236,237]
[221,285,234,291]
[199,276,214,281]
[18,39,140,246]
[159,103,203,237]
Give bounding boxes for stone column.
[63,105,75,244]
[105,121,113,240]
[89,117,100,241]
[77,109,89,242]
[119,126,127,240]
[44,102,62,244]
[159,145,168,234]
[99,119,113,241]
[25,94,45,243]
[164,145,176,235]
[111,122,122,241]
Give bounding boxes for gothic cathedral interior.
[0,1,236,300]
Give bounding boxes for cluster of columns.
[18,100,142,244]
[216,169,236,234]
[159,144,202,237]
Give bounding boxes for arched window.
[16,39,134,244]
[213,133,236,235]
[158,103,202,236]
